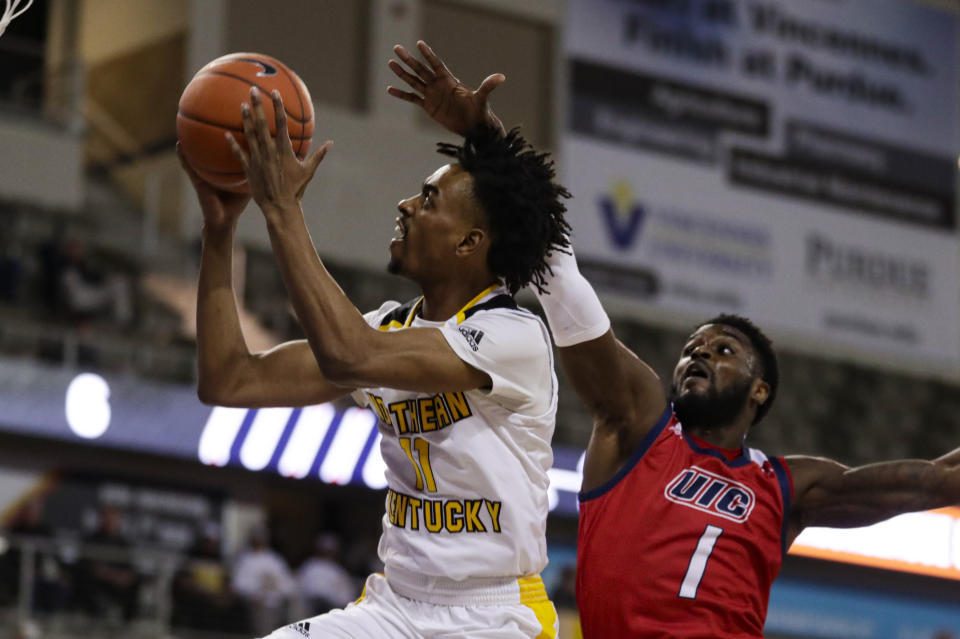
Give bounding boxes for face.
[389,164,483,282]
[671,324,765,428]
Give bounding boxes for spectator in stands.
[0,495,71,614]
[58,239,133,328]
[231,525,296,636]
[172,522,246,633]
[295,532,357,615]
[74,504,140,622]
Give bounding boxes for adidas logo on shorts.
[290,621,311,637]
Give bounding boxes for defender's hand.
[227,87,332,216]
[177,142,251,232]
[387,40,505,136]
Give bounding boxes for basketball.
[177,52,315,193]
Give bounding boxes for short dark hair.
[699,314,779,424]
[437,125,571,294]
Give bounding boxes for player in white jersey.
[181,41,570,639]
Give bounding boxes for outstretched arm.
[538,247,668,491]
[387,40,505,136]
[180,145,350,408]
[787,454,960,546]
[934,445,960,469]
[226,88,490,395]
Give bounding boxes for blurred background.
[0,0,958,637]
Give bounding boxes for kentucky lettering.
[387,489,502,534]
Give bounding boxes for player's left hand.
[227,86,332,216]
[388,40,505,136]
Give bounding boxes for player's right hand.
[387,40,505,137]
[177,142,251,232]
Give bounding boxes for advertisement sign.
[791,507,960,581]
[565,0,960,363]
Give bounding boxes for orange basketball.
[177,52,314,193]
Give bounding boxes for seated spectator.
[58,239,133,328]
[74,505,140,622]
[296,532,357,615]
[172,522,246,633]
[231,525,295,636]
[0,495,71,614]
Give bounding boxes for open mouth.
[683,362,710,382]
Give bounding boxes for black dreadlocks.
[437,125,571,294]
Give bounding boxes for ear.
[751,378,770,408]
[456,227,487,257]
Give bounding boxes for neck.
[682,416,751,450]
[417,272,501,321]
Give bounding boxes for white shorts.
[261,573,558,639]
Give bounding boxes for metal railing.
[0,533,248,639]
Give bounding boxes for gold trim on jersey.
[378,298,424,331]
[455,284,500,324]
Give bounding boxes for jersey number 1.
[679,524,723,599]
[399,437,437,492]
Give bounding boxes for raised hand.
[177,142,251,232]
[226,87,332,216]
[387,40,505,137]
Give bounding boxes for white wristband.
[535,245,610,347]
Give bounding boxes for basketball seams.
[196,70,311,123]
[179,53,314,187]
[176,110,311,139]
[274,63,308,157]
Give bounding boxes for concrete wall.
[0,117,84,209]
[77,0,188,66]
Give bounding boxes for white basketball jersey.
[352,285,557,583]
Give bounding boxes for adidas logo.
[458,326,484,351]
[291,621,311,637]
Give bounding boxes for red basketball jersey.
[577,407,792,638]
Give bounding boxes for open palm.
[387,40,505,137]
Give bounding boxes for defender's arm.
[387,40,505,136]
[538,248,667,491]
[786,454,960,546]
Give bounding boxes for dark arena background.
[0,0,958,637]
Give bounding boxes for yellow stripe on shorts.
[518,575,557,639]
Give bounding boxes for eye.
[682,345,695,356]
[718,344,734,355]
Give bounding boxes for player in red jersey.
[391,45,960,638]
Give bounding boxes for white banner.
[565,0,960,363]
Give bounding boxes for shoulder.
[365,297,421,330]
[782,455,849,508]
[454,303,550,355]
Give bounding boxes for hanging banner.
[565,0,960,363]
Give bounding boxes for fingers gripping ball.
[177,53,314,193]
